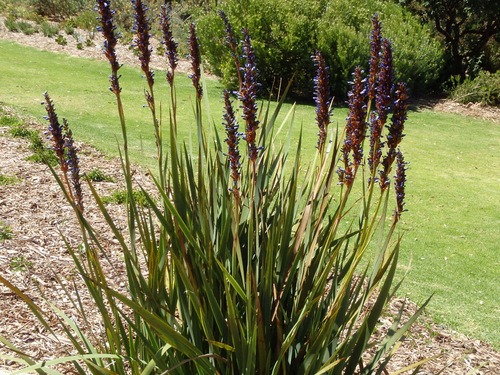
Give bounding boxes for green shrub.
[10,127,61,166]
[29,0,91,19]
[316,0,444,97]
[10,256,33,272]
[195,0,444,99]
[17,20,37,35]
[4,16,19,32]
[450,70,500,106]
[41,21,59,37]
[71,9,99,32]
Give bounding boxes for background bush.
[450,70,500,106]
[194,0,444,99]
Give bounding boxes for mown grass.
[0,38,498,348]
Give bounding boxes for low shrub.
[16,20,37,35]
[4,16,19,32]
[29,0,91,19]
[41,21,59,37]
[450,70,500,106]
[0,3,430,374]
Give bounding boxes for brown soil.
[1,16,500,375]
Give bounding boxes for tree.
[399,0,500,80]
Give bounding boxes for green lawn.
[1,38,499,348]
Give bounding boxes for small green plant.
[84,38,94,47]
[86,168,114,182]
[64,24,74,35]
[0,173,19,185]
[41,21,59,38]
[9,126,38,138]
[76,42,84,50]
[10,256,33,272]
[0,115,22,126]
[0,222,13,241]
[102,189,150,206]
[55,34,68,46]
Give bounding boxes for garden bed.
[1,108,499,374]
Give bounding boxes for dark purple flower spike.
[312,51,332,153]
[63,119,83,212]
[239,28,260,162]
[219,10,242,90]
[223,90,241,200]
[96,0,122,95]
[132,0,154,90]
[368,38,395,174]
[339,66,367,187]
[379,82,408,190]
[394,150,407,219]
[188,22,203,101]
[160,3,178,85]
[368,14,382,102]
[43,92,67,172]
[43,92,83,212]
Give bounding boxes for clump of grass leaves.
[0,5,431,375]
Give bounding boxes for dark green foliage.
[29,0,91,19]
[195,0,444,98]
[398,0,500,80]
[55,34,67,45]
[450,70,500,106]
[71,10,99,33]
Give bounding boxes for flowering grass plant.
[0,3,430,374]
